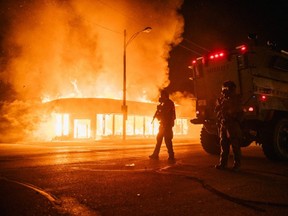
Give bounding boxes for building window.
[134,115,144,135]
[55,113,69,137]
[97,114,122,136]
[74,119,91,138]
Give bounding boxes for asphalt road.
[0,138,288,216]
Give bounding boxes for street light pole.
[122,27,152,140]
[122,29,127,141]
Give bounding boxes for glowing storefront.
[46,98,193,140]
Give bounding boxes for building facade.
[46,98,194,140]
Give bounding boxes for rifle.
[151,103,162,124]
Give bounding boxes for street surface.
[0,138,288,216]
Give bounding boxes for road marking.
[70,166,153,172]
[0,177,101,215]
[156,163,288,211]
[0,176,59,204]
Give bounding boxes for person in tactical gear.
[215,80,243,171]
[149,90,176,161]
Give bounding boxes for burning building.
[46,98,194,140]
[0,1,192,142]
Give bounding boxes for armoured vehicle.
[190,41,288,160]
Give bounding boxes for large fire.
[1,0,184,101]
[53,112,161,140]
[0,0,195,142]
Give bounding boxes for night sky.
[168,0,288,93]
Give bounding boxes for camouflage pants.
[218,121,242,167]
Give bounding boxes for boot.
[232,162,240,171]
[215,164,226,170]
[149,154,159,160]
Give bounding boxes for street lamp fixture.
[122,27,152,140]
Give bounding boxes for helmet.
[221,80,236,97]
[160,90,169,98]
[159,90,169,103]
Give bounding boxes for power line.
[91,22,121,35]
[178,44,203,56]
[183,38,210,52]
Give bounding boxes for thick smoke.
[1,0,184,101]
[0,0,185,142]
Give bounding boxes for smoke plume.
[0,0,185,142]
[1,0,184,101]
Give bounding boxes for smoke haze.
[1,0,184,101]
[0,0,187,142]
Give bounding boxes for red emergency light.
[236,45,247,53]
[260,95,267,102]
[192,56,205,65]
[209,52,225,60]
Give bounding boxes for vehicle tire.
[262,118,288,161]
[200,127,220,155]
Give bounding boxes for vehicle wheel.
[200,127,220,155]
[262,118,288,161]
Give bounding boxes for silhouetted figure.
[215,81,243,171]
[149,90,176,161]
